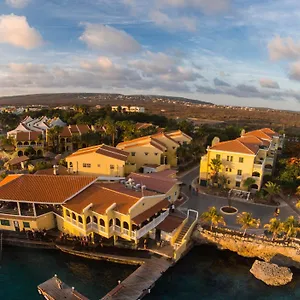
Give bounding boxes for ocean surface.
[1,245,300,300]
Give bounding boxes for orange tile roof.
[244,128,275,141]
[16,131,42,141]
[7,155,29,166]
[59,126,72,137]
[127,172,179,193]
[64,182,158,215]
[132,199,170,225]
[157,214,185,232]
[166,130,192,141]
[0,175,96,204]
[0,174,22,187]
[210,139,257,155]
[67,144,129,161]
[35,165,69,175]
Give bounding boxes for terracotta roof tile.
[157,214,185,232]
[126,172,179,193]
[210,139,256,155]
[16,131,42,141]
[132,199,170,225]
[7,155,29,166]
[244,129,274,141]
[0,175,96,204]
[76,124,90,134]
[67,144,129,161]
[59,126,72,137]
[35,166,69,175]
[0,174,22,187]
[64,182,158,215]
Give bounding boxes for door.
[155,229,161,242]
[13,221,20,232]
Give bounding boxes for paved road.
[178,168,298,231]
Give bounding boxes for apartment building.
[116,130,192,169]
[65,144,133,177]
[111,106,145,113]
[199,128,284,191]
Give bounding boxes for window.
[227,180,231,184]
[97,164,101,167]
[110,165,115,170]
[154,153,158,156]
[239,157,244,163]
[23,222,30,228]
[237,170,242,175]
[131,152,136,156]
[0,219,10,226]
[216,154,221,160]
[230,156,233,162]
[83,163,91,168]
[69,162,73,168]
[172,146,176,150]
[227,156,230,161]
[144,152,149,156]
[229,168,232,172]
[225,168,232,172]
[235,181,241,187]
[225,167,228,172]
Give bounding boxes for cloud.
[5,0,31,8]
[259,78,280,89]
[289,61,300,81]
[149,10,197,32]
[268,35,300,61]
[79,23,141,55]
[160,0,231,14]
[0,14,44,49]
[9,63,46,74]
[214,77,230,87]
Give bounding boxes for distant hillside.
[0,93,212,106]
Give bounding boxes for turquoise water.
[1,245,300,300]
[0,246,136,300]
[147,246,300,300]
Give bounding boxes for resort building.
[65,144,134,177]
[7,116,66,156]
[199,128,284,191]
[111,106,145,113]
[116,130,192,169]
[0,174,191,248]
[52,124,91,152]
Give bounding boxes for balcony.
[236,175,242,181]
[132,209,169,240]
[114,225,121,233]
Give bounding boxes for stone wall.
[193,227,300,269]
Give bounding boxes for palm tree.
[116,120,136,141]
[263,181,281,204]
[243,177,256,191]
[236,212,260,236]
[101,117,117,146]
[264,218,284,241]
[218,174,228,190]
[283,216,299,239]
[209,158,222,185]
[47,126,62,153]
[201,206,226,231]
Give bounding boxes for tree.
[218,174,228,190]
[243,177,256,191]
[201,206,226,231]
[47,126,62,153]
[264,218,284,241]
[296,200,300,209]
[103,117,117,146]
[236,212,260,236]
[116,120,136,141]
[209,158,222,185]
[283,216,299,239]
[24,146,35,157]
[263,181,281,204]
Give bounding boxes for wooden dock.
[38,275,89,300]
[101,256,172,300]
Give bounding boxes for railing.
[122,228,129,236]
[99,225,106,233]
[114,225,121,233]
[66,216,71,222]
[0,207,20,215]
[86,223,92,231]
[78,223,84,229]
[109,225,114,235]
[71,219,77,225]
[236,175,242,181]
[135,209,169,240]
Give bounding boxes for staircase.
[174,210,198,245]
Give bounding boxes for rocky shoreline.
[193,226,300,285]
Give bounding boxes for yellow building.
[199,128,284,191]
[116,130,192,169]
[65,144,133,177]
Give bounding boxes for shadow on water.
[0,246,137,300]
[147,245,300,300]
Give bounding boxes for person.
[274,207,280,216]
[143,238,147,249]
[171,204,175,213]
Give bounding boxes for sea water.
[1,245,300,300]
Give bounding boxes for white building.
[111,106,145,113]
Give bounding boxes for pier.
[38,275,89,300]
[101,256,172,300]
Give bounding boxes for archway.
[66,210,70,217]
[265,164,272,169]
[30,141,36,146]
[115,218,121,226]
[86,216,91,224]
[37,149,43,157]
[250,184,259,190]
[24,142,29,146]
[93,216,97,223]
[78,216,83,223]
[99,219,105,227]
[109,219,113,227]
[123,221,129,229]
[17,151,23,157]
[252,172,260,177]
[72,212,76,220]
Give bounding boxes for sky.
[1,0,300,110]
